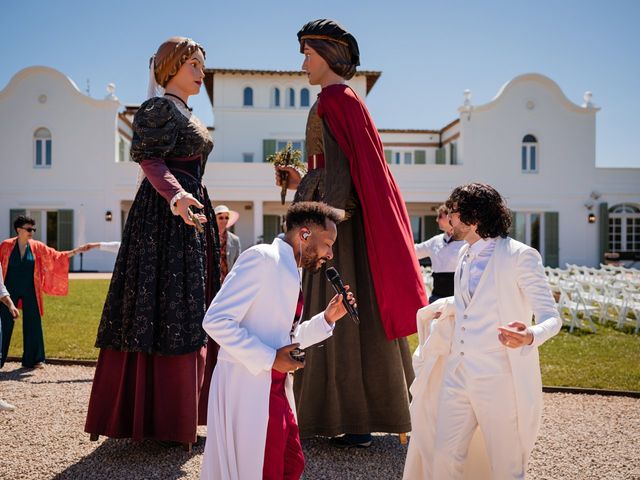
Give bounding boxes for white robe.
[403,237,562,479]
[201,238,334,480]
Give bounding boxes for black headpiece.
[297,19,360,67]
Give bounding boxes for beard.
[301,251,327,274]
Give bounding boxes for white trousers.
[432,354,526,480]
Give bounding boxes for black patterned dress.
[85,96,221,444]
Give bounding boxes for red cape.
[318,84,428,339]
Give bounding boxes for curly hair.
[445,183,512,238]
[285,202,343,231]
[14,215,36,233]
[152,37,206,88]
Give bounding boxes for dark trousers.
[262,370,305,480]
[0,296,45,368]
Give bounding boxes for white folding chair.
[557,282,598,333]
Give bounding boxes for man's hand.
[275,166,302,191]
[324,285,356,325]
[176,196,208,227]
[498,321,533,348]
[273,343,305,373]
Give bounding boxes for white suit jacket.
[201,238,333,480]
[404,237,561,479]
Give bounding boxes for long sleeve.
[292,311,333,349]
[201,249,276,376]
[516,248,562,347]
[415,236,436,260]
[98,242,121,254]
[131,97,185,203]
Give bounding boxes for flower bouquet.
[268,142,306,204]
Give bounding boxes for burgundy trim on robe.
[317,84,427,339]
[85,347,207,443]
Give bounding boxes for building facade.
[0,66,638,271]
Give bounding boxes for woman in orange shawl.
[0,215,92,368]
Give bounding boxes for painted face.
[301,44,332,86]
[300,221,337,273]
[165,49,205,97]
[216,213,229,233]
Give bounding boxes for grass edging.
[8,356,639,398]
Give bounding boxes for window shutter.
[57,209,74,251]
[262,214,280,244]
[450,143,457,165]
[414,150,426,164]
[384,150,392,164]
[435,148,446,164]
[263,139,276,163]
[9,209,27,236]
[544,212,559,267]
[599,202,609,263]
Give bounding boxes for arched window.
[271,87,281,107]
[300,88,310,107]
[243,87,253,107]
[34,127,52,168]
[521,134,538,172]
[287,87,295,108]
[609,203,640,252]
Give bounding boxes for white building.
[0,66,638,271]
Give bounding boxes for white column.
[253,200,264,244]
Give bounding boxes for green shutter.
[57,209,74,251]
[435,148,446,164]
[599,202,609,263]
[263,139,276,163]
[450,143,458,165]
[262,214,280,243]
[422,215,440,242]
[384,150,392,164]
[544,212,559,267]
[9,209,27,236]
[414,150,426,165]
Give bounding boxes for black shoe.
[330,433,373,449]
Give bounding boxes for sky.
[2,0,639,168]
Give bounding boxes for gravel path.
[1,362,638,479]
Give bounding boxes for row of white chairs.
[545,266,640,333]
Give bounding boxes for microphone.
[325,267,359,325]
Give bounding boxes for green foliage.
[267,142,306,171]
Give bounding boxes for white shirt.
[415,233,466,273]
[460,237,497,298]
[98,242,121,254]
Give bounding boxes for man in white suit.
[201,201,356,480]
[408,183,561,479]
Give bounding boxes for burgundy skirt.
[85,340,218,444]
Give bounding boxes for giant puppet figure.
[277,19,428,446]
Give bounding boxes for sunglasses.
[20,227,37,233]
[217,216,230,220]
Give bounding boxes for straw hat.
[214,205,240,227]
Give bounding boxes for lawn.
[6,279,640,391]
[7,279,109,360]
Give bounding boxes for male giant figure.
[404,183,561,479]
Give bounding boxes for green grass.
[7,279,108,360]
[6,279,640,391]
[407,322,640,392]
